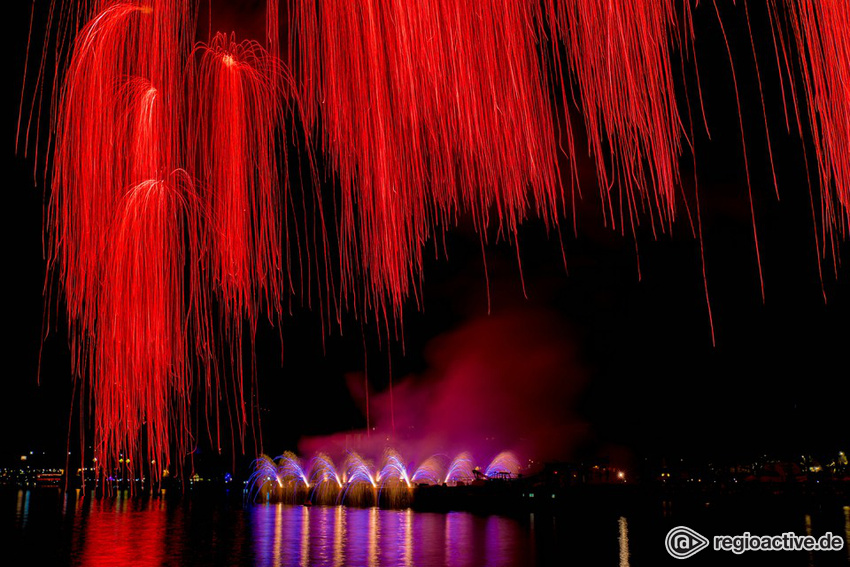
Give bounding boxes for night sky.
[3,2,847,471]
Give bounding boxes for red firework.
[94,174,202,481]
[188,33,287,448]
[46,0,202,482]
[51,4,162,363]
[189,34,284,328]
[292,0,565,319]
[768,0,850,258]
[15,0,849,487]
[544,0,690,235]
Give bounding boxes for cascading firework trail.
[188,33,288,450]
[48,0,200,481]
[51,3,166,364]
[292,0,565,319]
[31,0,296,485]
[767,0,850,255]
[190,34,285,326]
[94,174,203,480]
[19,0,850,487]
[543,0,691,234]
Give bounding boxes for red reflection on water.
[55,496,534,566]
[79,494,167,567]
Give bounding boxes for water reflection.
[402,509,413,566]
[844,506,849,562]
[78,492,168,566]
[272,503,282,564]
[368,506,379,566]
[249,505,530,566]
[445,511,472,565]
[334,506,345,566]
[618,516,630,567]
[11,489,849,566]
[15,489,30,528]
[804,513,814,567]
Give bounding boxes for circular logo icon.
[665,526,710,559]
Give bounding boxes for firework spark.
[17,0,849,487]
[543,0,691,234]
[94,174,203,481]
[292,0,565,319]
[768,0,850,259]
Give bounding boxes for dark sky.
[3,2,847,470]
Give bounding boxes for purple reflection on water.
[249,505,532,566]
[7,488,850,566]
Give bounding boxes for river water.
[4,488,849,565]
